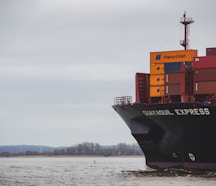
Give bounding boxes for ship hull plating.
[113,102,216,170]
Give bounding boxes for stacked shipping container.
[150,64,164,97]
[150,50,197,63]
[164,62,185,96]
[206,47,216,56]
[134,48,216,104]
[149,50,197,99]
[193,56,216,95]
[135,73,150,103]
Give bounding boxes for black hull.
[113,102,216,170]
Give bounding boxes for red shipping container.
[194,81,216,94]
[135,73,150,103]
[165,73,184,84]
[194,68,216,82]
[206,47,216,56]
[194,56,216,69]
[165,84,181,96]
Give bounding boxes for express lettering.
[174,108,210,116]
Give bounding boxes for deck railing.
[114,96,132,106]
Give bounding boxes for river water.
[1,157,216,186]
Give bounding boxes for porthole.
[188,153,196,161]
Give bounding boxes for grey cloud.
[1,0,216,146]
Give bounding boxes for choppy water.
[1,157,216,186]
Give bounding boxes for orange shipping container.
[150,85,164,97]
[150,50,197,64]
[150,74,164,85]
[150,63,164,74]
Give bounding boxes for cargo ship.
[112,13,216,170]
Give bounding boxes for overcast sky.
[1,0,216,146]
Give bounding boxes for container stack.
[150,63,165,97]
[135,73,150,103]
[164,62,185,96]
[194,56,216,95]
[149,50,197,102]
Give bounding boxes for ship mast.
[180,12,194,50]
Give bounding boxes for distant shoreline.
[0,155,144,158]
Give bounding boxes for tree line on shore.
[0,142,143,157]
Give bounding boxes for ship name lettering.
[142,110,174,116]
[142,108,210,116]
[174,108,210,116]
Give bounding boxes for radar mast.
[180,12,194,50]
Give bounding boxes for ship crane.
[180,12,194,50]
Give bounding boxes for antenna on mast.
[180,12,194,50]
